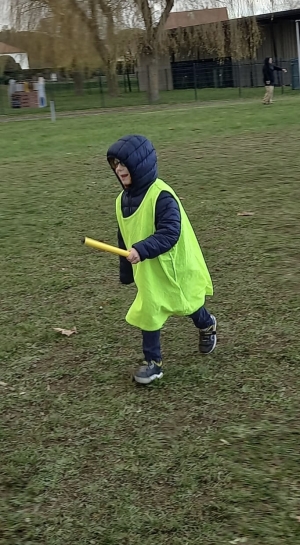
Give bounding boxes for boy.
[107,134,216,385]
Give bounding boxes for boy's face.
[112,159,132,189]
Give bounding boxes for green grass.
[1,98,300,544]
[1,82,298,116]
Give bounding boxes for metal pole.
[296,20,300,90]
[193,62,198,101]
[238,62,241,98]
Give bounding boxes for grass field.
[1,97,300,545]
[1,82,298,116]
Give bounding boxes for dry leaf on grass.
[53,327,78,337]
[237,211,255,217]
[0,381,8,387]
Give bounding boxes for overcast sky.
[0,1,9,29]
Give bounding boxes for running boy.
[107,134,216,385]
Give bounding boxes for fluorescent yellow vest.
[116,179,213,331]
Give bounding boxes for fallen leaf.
[0,381,8,387]
[220,438,230,445]
[295,515,300,522]
[237,211,254,217]
[53,327,77,337]
[229,538,247,544]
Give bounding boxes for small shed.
[0,41,29,70]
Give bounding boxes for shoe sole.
[200,315,217,356]
[134,372,164,385]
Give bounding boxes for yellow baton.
[82,236,130,258]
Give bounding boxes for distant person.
[263,57,287,104]
[8,78,16,98]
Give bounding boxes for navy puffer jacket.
[107,135,181,284]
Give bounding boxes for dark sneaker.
[134,361,163,385]
[199,315,217,355]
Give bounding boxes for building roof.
[0,41,26,54]
[256,7,300,21]
[165,8,229,30]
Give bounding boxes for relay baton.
[82,236,130,258]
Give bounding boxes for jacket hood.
[107,134,158,195]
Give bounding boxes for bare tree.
[9,0,125,96]
[133,0,174,102]
[256,0,300,11]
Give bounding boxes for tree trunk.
[147,54,159,103]
[73,71,84,95]
[105,61,119,97]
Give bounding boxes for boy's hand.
[127,248,141,264]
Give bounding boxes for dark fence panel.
[172,59,234,89]
[171,60,291,91]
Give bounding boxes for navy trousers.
[142,306,213,363]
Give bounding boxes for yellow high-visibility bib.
[116,179,213,331]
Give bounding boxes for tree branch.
[96,0,118,61]
[67,0,108,61]
[97,0,113,19]
[134,0,153,33]
[155,0,174,38]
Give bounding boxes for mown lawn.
[1,98,300,545]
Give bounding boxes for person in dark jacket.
[107,134,216,385]
[262,57,287,104]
